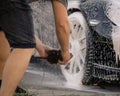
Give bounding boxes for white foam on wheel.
[106,0,120,63]
[112,27,120,63]
[61,12,88,86]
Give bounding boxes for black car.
[65,0,120,85]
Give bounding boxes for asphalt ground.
[19,61,120,96]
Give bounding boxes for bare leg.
[0,32,48,80]
[0,31,10,80]
[0,48,34,96]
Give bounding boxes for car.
[20,0,120,89]
[66,0,120,85]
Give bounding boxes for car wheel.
[60,12,89,86]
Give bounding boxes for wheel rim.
[61,12,87,85]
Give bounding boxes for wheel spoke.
[79,36,86,42]
[79,52,85,63]
[73,61,77,74]
[69,57,75,73]
[76,59,82,70]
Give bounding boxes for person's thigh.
[0,31,10,61]
[0,8,36,48]
[0,31,10,79]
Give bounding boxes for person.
[0,0,71,96]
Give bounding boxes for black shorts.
[0,1,36,48]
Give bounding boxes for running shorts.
[0,0,36,48]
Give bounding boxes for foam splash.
[106,0,120,27]
[106,0,120,63]
[112,27,120,63]
[61,40,85,86]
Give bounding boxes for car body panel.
[67,0,120,84]
[68,0,120,39]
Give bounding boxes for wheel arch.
[67,8,81,16]
[67,0,81,15]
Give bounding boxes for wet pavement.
[19,62,120,96]
[28,88,120,96]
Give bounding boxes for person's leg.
[0,48,35,96]
[0,32,47,79]
[0,31,10,80]
[0,32,52,83]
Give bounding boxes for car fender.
[72,0,114,39]
[67,0,81,10]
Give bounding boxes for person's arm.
[35,35,53,57]
[52,0,71,64]
[35,35,46,57]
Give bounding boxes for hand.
[41,46,59,64]
[46,50,61,64]
[58,50,72,65]
[45,50,72,65]
[39,45,54,57]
